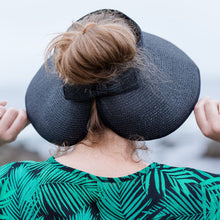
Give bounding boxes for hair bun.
[46,22,137,85]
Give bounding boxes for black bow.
[63,68,139,102]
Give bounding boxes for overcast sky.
[0,0,219,88]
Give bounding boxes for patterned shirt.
[0,156,220,219]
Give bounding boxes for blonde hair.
[46,14,147,157]
[47,22,137,85]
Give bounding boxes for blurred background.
[0,0,220,172]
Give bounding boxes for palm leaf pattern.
[0,157,220,219]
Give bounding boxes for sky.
[0,0,219,104]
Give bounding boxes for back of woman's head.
[46,14,140,145]
[47,20,137,85]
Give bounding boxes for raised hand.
[0,101,29,146]
[194,97,220,142]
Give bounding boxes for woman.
[0,9,220,219]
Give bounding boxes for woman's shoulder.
[150,162,220,196]
[154,162,220,181]
[0,157,54,179]
[143,163,220,218]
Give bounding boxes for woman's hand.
[0,101,29,146]
[194,97,220,142]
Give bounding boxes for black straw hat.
[25,9,200,146]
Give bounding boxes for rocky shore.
[0,142,44,166]
[203,140,220,158]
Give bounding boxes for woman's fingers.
[0,101,7,106]
[0,107,28,145]
[194,97,209,131]
[7,109,28,138]
[204,100,220,122]
[0,108,19,130]
[194,97,220,142]
[0,106,7,119]
[0,101,7,119]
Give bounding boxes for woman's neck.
[75,127,134,161]
[55,128,148,177]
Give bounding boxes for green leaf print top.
[0,156,220,219]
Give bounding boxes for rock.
[158,138,177,147]
[0,143,44,166]
[203,141,220,158]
